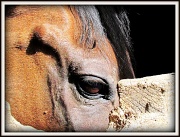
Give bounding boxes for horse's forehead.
[7,6,117,61]
[7,6,118,67]
[6,6,79,48]
[12,6,70,18]
[11,6,75,28]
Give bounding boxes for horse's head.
[6,6,134,131]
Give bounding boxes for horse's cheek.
[6,49,62,131]
[67,102,113,131]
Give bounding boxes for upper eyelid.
[68,62,116,89]
[69,72,112,88]
[80,77,107,86]
[76,74,108,85]
[83,81,104,87]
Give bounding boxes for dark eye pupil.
[84,86,101,94]
[79,81,103,94]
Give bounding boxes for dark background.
[125,5,175,78]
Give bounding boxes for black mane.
[95,6,135,79]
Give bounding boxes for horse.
[5,5,135,131]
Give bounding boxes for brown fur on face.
[6,6,120,131]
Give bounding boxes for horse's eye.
[76,76,109,99]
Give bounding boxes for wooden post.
[107,73,175,131]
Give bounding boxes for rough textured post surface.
[107,73,175,131]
